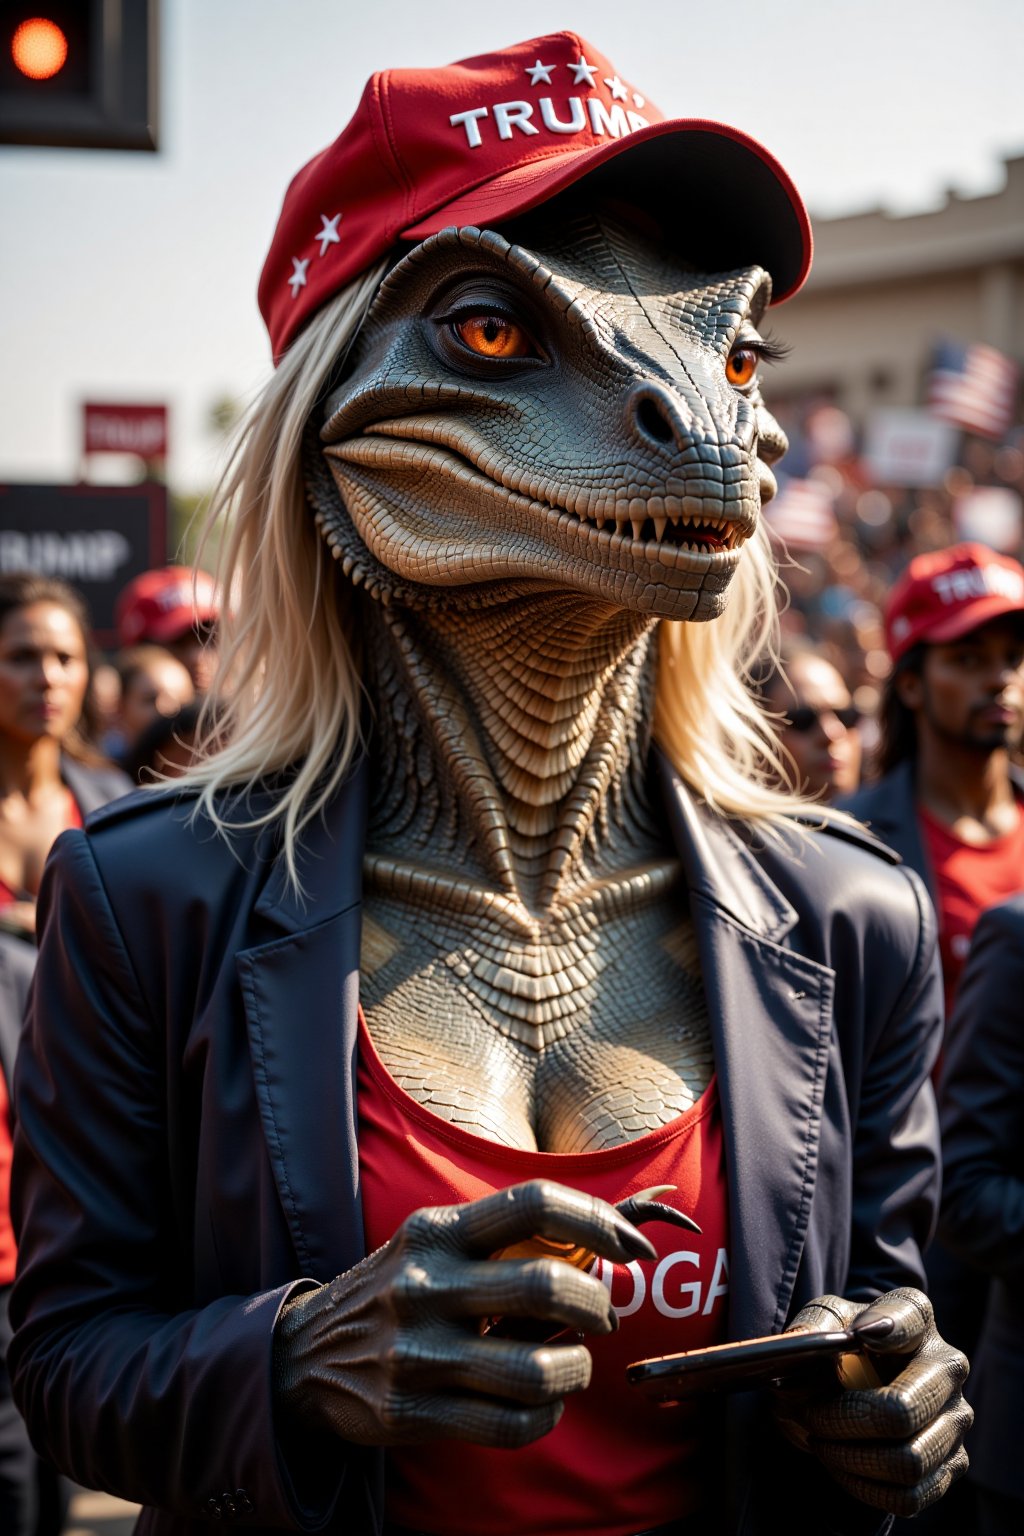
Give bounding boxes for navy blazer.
[938,893,1024,1502]
[8,754,942,1536]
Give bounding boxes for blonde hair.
[653,524,812,822]
[184,269,814,885]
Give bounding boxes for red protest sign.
[83,403,168,459]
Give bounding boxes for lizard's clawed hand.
[772,1288,972,1518]
[272,1179,656,1449]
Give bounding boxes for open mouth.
[572,507,737,552]
[327,428,751,563]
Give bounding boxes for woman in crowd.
[0,571,130,1536]
[758,641,863,801]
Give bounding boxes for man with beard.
[840,539,1024,1535]
[841,542,1024,1024]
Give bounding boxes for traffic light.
[0,0,158,150]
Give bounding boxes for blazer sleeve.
[937,899,1024,1279]
[8,829,350,1531]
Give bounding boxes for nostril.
[635,395,675,445]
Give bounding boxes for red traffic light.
[11,17,69,80]
[0,1,158,150]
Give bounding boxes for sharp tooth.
[652,516,667,540]
[631,518,645,541]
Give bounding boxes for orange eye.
[726,348,759,387]
[454,314,533,359]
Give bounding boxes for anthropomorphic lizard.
[11,31,972,1536]
[273,200,969,1520]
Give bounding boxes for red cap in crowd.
[258,30,812,360]
[885,542,1024,665]
[115,566,221,649]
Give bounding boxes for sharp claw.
[616,1186,702,1235]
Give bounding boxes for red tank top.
[357,1011,730,1536]
[0,788,83,1285]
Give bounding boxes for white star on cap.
[604,75,628,101]
[632,91,646,108]
[525,59,554,85]
[316,213,342,255]
[570,55,597,86]
[288,257,309,297]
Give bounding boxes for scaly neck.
[363,589,664,913]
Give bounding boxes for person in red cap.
[839,540,1024,1534]
[10,31,968,1536]
[841,541,1024,1025]
[114,566,221,693]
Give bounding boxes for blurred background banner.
[83,403,167,461]
[0,482,168,644]
[862,411,959,487]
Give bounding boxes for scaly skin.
[309,211,782,1149]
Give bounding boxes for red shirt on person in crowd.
[919,800,1024,1020]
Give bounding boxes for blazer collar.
[253,757,369,932]
[654,749,799,942]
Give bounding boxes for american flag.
[925,340,1020,441]
[762,477,839,551]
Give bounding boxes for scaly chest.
[359,863,714,1153]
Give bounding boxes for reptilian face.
[316,207,788,622]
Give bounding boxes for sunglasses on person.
[785,705,862,733]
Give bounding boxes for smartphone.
[627,1325,876,1402]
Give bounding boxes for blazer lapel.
[237,761,368,1280]
[657,754,836,1336]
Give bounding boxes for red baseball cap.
[259,31,812,361]
[115,566,221,648]
[885,542,1024,665]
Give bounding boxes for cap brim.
[142,607,219,644]
[402,117,812,304]
[919,595,1024,647]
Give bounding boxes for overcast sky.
[2,0,1023,497]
